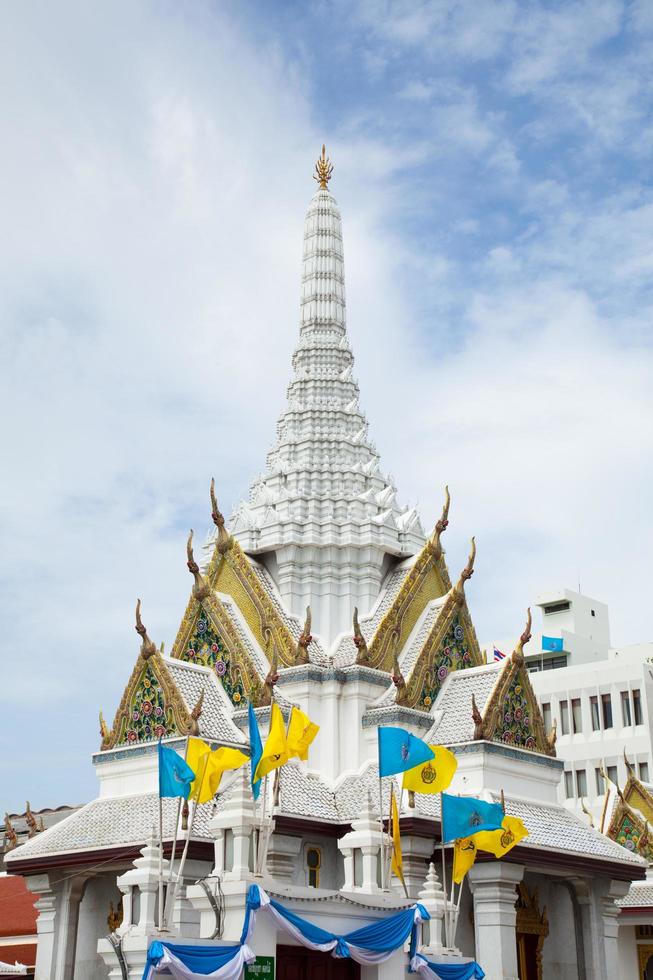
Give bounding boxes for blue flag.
[248,702,263,801]
[542,635,564,652]
[378,727,434,777]
[441,793,504,842]
[158,741,196,799]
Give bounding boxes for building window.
[544,601,571,614]
[560,701,570,735]
[633,689,643,726]
[590,696,600,731]
[601,694,613,730]
[543,655,567,671]
[542,702,551,731]
[607,765,618,784]
[595,767,604,794]
[306,847,321,888]
[621,691,632,726]
[576,769,587,797]
[640,762,649,783]
[571,698,582,733]
[564,771,574,798]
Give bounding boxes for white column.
[601,879,630,980]
[468,862,524,980]
[26,874,57,980]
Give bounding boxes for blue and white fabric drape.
[143,884,429,978]
[411,953,485,979]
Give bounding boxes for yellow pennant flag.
[254,703,290,781]
[475,815,528,857]
[390,786,405,886]
[453,836,477,883]
[287,706,319,762]
[187,738,248,803]
[402,745,457,795]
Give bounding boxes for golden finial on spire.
[314,144,333,189]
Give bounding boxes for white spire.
[229,153,425,644]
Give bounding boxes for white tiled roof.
[618,878,653,907]
[164,658,246,744]
[332,565,411,667]
[426,663,503,744]
[4,793,215,863]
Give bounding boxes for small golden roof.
[314,144,333,189]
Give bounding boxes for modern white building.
[6,151,651,980]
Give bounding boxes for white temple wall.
[618,923,639,979]
[74,873,116,980]
[526,873,579,980]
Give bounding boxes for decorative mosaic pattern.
[185,603,247,707]
[118,661,175,744]
[491,674,537,750]
[413,615,473,710]
[613,811,653,860]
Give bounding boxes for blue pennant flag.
[248,702,263,801]
[441,793,504,842]
[158,741,196,799]
[378,726,434,778]
[542,635,564,652]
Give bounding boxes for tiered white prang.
[225,186,425,644]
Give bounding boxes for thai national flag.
[493,647,506,661]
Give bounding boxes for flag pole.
[439,792,450,948]
[169,751,210,924]
[158,791,164,931]
[167,734,190,887]
[378,772,385,891]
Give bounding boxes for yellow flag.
[187,738,248,803]
[402,745,457,795]
[254,703,289,781]
[287,707,319,761]
[453,836,477,883]
[475,815,528,857]
[390,786,405,886]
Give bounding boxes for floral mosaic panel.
[492,673,537,750]
[185,604,246,707]
[615,813,653,861]
[121,662,174,744]
[416,615,473,710]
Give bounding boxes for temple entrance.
[638,945,653,979]
[515,883,549,980]
[277,945,360,980]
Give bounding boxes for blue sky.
[1,0,652,812]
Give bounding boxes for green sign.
[245,955,275,979]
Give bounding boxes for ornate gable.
[101,603,194,750]
[395,543,483,711]
[478,611,556,757]
[607,801,653,861]
[204,481,300,668]
[170,530,271,706]
[623,767,653,824]
[358,489,453,671]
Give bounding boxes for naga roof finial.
[294,606,312,665]
[472,693,485,740]
[314,144,333,189]
[580,797,594,827]
[264,629,279,689]
[546,717,557,752]
[99,710,110,741]
[512,607,532,665]
[186,688,205,736]
[624,748,636,778]
[135,599,157,660]
[210,478,233,554]
[430,485,451,558]
[4,814,17,850]
[453,537,476,602]
[391,637,406,695]
[353,606,370,665]
[186,529,211,601]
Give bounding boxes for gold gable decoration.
[202,480,300,668]
[477,610,556,756]
[101,602,196,750]
[395,541,483,710]
[358,487,453,670]
[605,761,653,861]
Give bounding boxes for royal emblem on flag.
[421,762,436,784]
